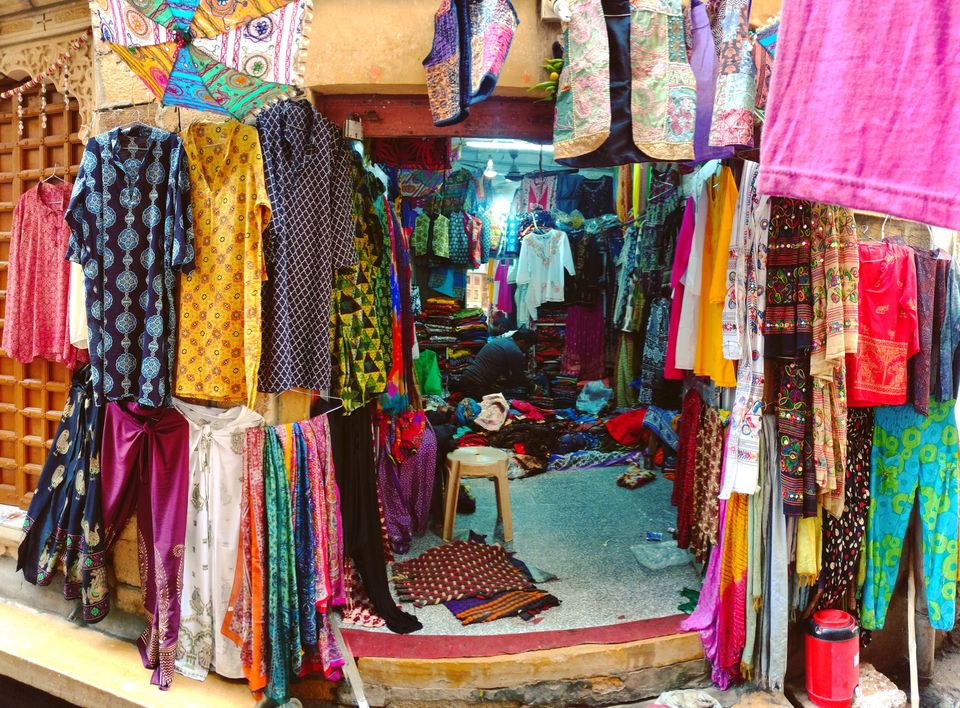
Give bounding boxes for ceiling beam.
[312,93,554,142]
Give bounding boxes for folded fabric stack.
[416,296,462,381]
[453,307,488,352]
[533,304,566,377]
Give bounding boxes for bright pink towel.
[759,0,960,229]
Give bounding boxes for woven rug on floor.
[445,589,561,625]
[391,540,534,607]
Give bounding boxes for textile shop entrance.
[315,95,709,670]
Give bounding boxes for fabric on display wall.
[99,402,191,690]
[860,401,959,631]
[818,407,873,611]
[17,365,106,622]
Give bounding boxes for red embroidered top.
[847,241,918,406]
[2,182,86,369]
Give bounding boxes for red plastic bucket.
[805,609,859,708]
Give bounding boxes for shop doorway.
[346,130,699,637]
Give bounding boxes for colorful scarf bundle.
[227,416,345,703]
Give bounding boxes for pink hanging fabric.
[759,0,960,230]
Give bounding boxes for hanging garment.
[694,167,737,388]
[808,205,859,516]
[911,249,950,414]
[938,259,960,401]
[615,333,639,408]
[637,298,670,406]
[256,100,356,394]
[719,161,770,498]
[514,229,575,325]
[818,407,873,611]
[555,173,585,213]
[664,197,696,380]
[706,0,757,151]
[777,361,810,517]
[66,125,195,407]
[553,0,696,166]
[423,0,519,126]
[378,422,437,555]
[763,198,813,358]
[561,302,605,380]
[577,175,614,218]
[17,365,106,622]
[682,458,731,688]
[847,241,918,407]
[758,0,960,230]
[330,166,392,413]
[261,425,301,703]
[449,211,470,264]
[3,181,86,369]
[861,401,959,631]
[687,0,735,164]
[758,415,788,691]
[173,400,264,682]
[99,402,191,690]
[675,179,710,370]
[223,427,269,693]
[329,405,422,634]
[715,491,749,686]
[673,389,702,547]
[176,122,271,407]
[688,406,724,563]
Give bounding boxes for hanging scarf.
[264,427,301,703]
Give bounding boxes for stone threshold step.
[0,598,255,708]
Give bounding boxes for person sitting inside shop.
[450,328,536,398]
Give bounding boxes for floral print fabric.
[176,122,271,407]
[631,0,697,160]
[720,161,770,498]
[809,205,859,517]
[818,407,872,611]
[763,198,813,358]
[66,125,195,407]
[17,365,106,623]
[707,0,757,149]
[553,0,611,160]
[4,182,86,369]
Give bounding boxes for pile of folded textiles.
[453,308,488,351]
[391,536,559,625]
[533,305,566,382]
[416,297,462,379]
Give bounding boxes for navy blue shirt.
[66,125,194,407]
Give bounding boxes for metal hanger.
[41,161,64,184]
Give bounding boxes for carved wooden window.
[0,80,84,508]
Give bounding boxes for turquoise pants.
[861,401,959,631]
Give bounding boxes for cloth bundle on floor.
[392,540,534,606]
[446,589,559,625]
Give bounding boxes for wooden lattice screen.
[0,82,84,508]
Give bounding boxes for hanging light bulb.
[483,156,497,179]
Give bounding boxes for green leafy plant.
[528,57,564,102]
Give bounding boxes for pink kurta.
[2,182,86,368]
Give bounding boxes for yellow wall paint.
[300,0,560,95]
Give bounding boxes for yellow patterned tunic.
[176,121,270,407]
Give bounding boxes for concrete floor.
[360,467,702,636]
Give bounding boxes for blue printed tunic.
[65,125,194,407]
